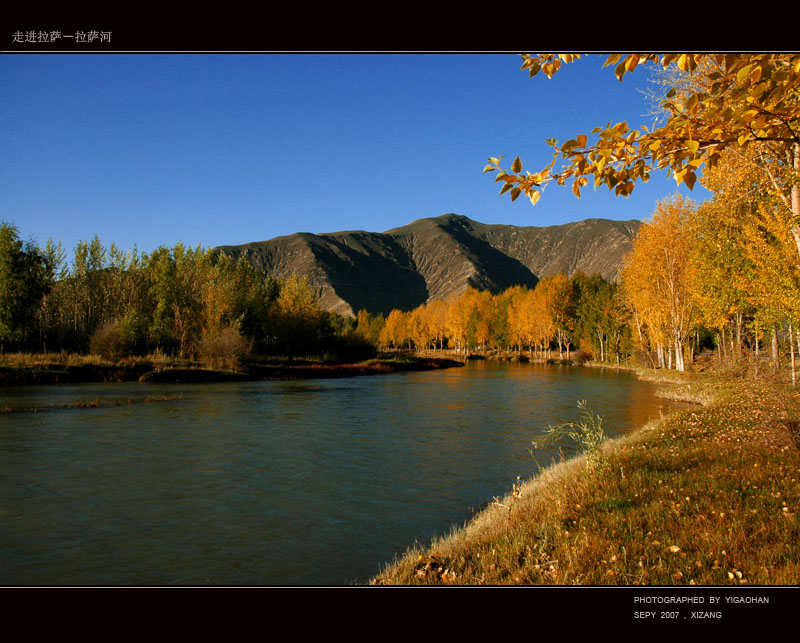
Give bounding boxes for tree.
[620,195,696,371]
[380,308,407,350]
[273,273,325,359]
[540,273,577,360]
[0,222,52,352]
[484,54,800,259]
[355,308,385,346]
[572,272,616,362]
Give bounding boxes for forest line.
[3,179,799,383]
[3,120,800,377]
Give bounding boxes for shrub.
[318,332,377,363]
[198,327,252,371]
[572,349,592,365]
[89,321,128,361]
[533,400,608,472]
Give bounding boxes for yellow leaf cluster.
[487,53,800,209]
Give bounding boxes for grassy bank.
[0,351,463,385]
[371,371,800,585]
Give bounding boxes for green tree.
[0,222,52,352]
[572,272,615,362]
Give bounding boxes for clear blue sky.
[1,53,709,258]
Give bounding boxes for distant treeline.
[360,188,800,379]
[361,272,631,363]
[0,224,372,364]
[6,176,800,378]
[0,220,637,366]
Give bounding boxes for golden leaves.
[520,54,582,79]
[490,53,800,211]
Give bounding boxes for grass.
[371,373,800,585]
[0,350,184,370]
[0,351,116,368]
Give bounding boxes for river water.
[0,361,684,586]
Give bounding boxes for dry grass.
[0,351,115,368]
[0,350,194,371]
[372,375,800,586]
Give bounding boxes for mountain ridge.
[215,214,641,317]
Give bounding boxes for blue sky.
[1,53,709,257]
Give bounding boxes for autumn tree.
[379,308,408,350]
[407,304,433,352]
[507,286,543,355]
[426,299,449,351]
[355,309,385,346]
[445,291,472,354]
[540,273,577,360]
[621,195,696,371]
[468,288,494,353]
[688,183,753,363]
[272,273,327,359]
[484,54,800,263]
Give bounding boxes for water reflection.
[0,362,685,585]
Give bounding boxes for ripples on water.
[0,361,685,585]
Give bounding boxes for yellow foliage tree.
[621,195,696,371]
[379,308,407,350]
[484,54,800,263]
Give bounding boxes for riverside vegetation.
[371,55,800,585]
[372,366,800,585]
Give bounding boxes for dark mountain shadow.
[307,234,428,316]
[433,216,539,292]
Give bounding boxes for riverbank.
[0,352,463,385]
[371,370,800,585]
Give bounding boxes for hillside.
[215,214,641,317]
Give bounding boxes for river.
[0,361,685,586]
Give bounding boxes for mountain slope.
[215,214,641,317]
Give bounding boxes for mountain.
[215,214,641,317]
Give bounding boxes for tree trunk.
[790,319,796,388]
[772,322,780,372]
[675,336,685,372]
[754,320,759,381]
[796,327,800,388]
[790,143,800,263]
[735,313,743,351]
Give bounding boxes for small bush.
[572,349,592,365]
[89,321,128,361]
[198,327,252,371]
[319,333,377,363]
[533,400,608,472]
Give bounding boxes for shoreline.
[0,356,464,386]
[370,367,800,585]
